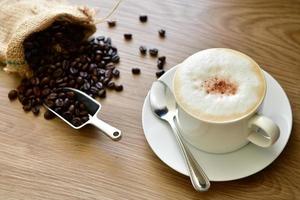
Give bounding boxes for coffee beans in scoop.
[8,20,123,120]
[44,89,89,126]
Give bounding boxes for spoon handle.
[168,116,210,192]
[89,116,122,141]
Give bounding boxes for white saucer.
[142,65,292,181]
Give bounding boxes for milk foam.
[173,48,266,122]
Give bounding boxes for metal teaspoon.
[149,80,210,191]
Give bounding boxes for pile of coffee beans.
[8,20,122,126]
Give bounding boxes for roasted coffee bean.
[95,82,103,89]
[124,33,132,40]
[157,60,164,69]
[63,98,70,108]
[115,84,123,92]
[112,68,120,78]
[79,110,88,116]
[132,68,141,74]
[98,89,106,98]
[82,63,89,71]
[48,92,58,99]
[63,111,72,121]
[90,86,98,94]
[107,20,116,27]
[156,70,165,78]
[23,104,32,112]
[41,77,50,85]
[45,99,54,108]
[72,117,82,127]
[96,36,105,41]
[55,98,64,107]
[30,77,40,86]
[79,103,85,110]
[81,116,89,123]
[158,29,166,38]
[139,15,148,22]
[53,68,63,78]
[149,48,158,57]
[82,82,91,90]
[70,67,78,74]
[44,110,56,120]
[41,88,51,96]
[58,92,65,98]
[105,70,112,78]
[33,87,41,97]
[32,106,40,115]
[76,76,84,84]
[139,46,147,55]
[158,56,166,63]
[25,89,33,97]
[79,71,88,78]
[107,82,115,90]
[111,55,120,63]
[157,56,166,69]
[8,90,18,100]
[55,78,64,84]
[68,104,75,113]
[103,78,110,85]
[66,91,75,98]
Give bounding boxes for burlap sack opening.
[0,0,97,77]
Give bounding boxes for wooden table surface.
[0,0,299,199]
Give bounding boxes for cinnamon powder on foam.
[202,76,237,95]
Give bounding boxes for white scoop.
[45,87,122,141]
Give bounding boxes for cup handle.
[247,115,280,147]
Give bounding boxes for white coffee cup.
[173,48,280,154]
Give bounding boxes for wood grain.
[0,0,299,199]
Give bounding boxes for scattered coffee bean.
[149,48,158,57]
[139,15,148,22]
[124,33,132,40]
[156,70,165,78]
[157,56,166,69]
[139,46,147,55]
[8,90,18,100]
[115,84,123,92]
[132,68,141,75]
[107,20,116,27]
[158,56,166,63]
[158,29,166,38]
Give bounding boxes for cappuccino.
[173,48,266,123]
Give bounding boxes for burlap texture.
[0,0,97,77]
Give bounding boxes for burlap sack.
[0,0,97,77]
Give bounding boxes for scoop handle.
[89,116,122,141]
